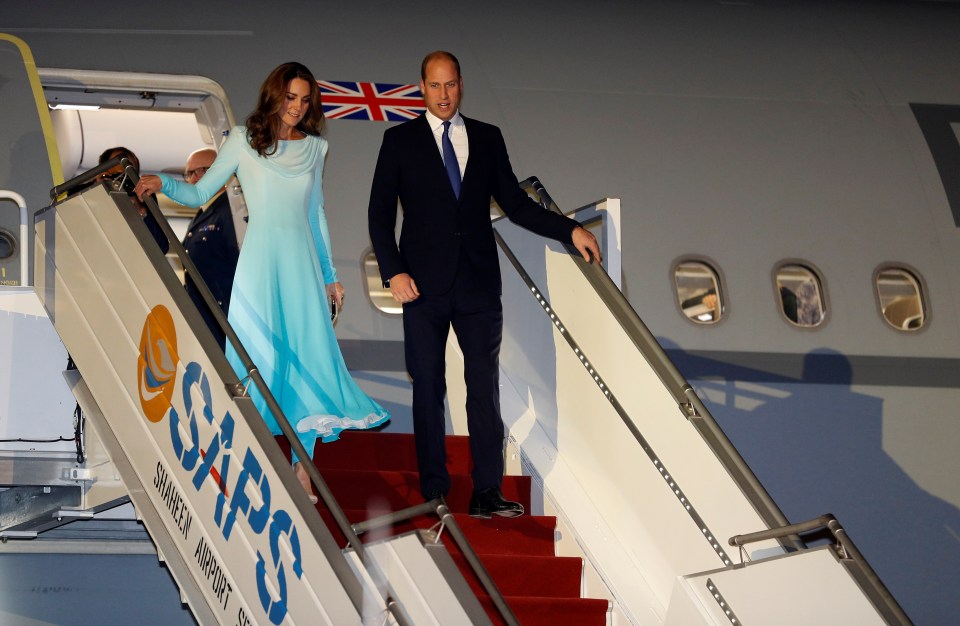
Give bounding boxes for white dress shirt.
[425,109,468,178]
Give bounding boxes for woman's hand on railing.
[134,175,162,201]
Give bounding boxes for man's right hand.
[389,273,420,303]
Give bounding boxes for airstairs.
[484,180,913,626]
[0,165,914,625]
[18,165,507,625]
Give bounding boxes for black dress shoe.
[423,490,446,503]
[468,487,524,519]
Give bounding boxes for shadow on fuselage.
[663,342,960,626]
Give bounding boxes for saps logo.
[137,305,304,624]
[138,305,179,422]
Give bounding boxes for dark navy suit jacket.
[368,114,579,295]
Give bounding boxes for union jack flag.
[318,81,425,121]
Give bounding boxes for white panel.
[668,548,886,625]
[0,287,74,452]
[74,109,211,176]
[49,109,83,177]
[364,534,477,625]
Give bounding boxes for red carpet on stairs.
[279,431,609,625]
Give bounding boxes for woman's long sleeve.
[159,129,243,207]
[308,141,337,284]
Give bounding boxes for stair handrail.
[50,163,411,625]
[353,499,520,626]
[509,176,794,542]
[0,189,28,285]
[49,157,134,200]
[729,514,913,626]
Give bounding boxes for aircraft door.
[0,34,63,286]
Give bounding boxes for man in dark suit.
[181,148,240,348]
[368,50,600,518]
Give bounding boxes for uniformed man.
[181,148,240,348]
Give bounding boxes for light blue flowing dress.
[160,125,389,462]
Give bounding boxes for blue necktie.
[442,120,461,199]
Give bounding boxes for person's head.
[246,62,324,156]
[183,148,217,184]
[420,50,462,122]
[97,146,143,205]
[96,146,140,196]
[98,146,139,178]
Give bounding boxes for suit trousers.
[403,272,504,498]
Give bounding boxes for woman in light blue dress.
[136,62,389,501]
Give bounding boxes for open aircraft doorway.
[39,68,247,246]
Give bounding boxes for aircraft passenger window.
[363,251,401,315]
[674,260,723,324]
[875,267,926,331]
[0,229,14,260]
[775,263,825,328]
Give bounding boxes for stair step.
[485,596,609,626]
[316,468,531,512]
[287,431,474,473]
[451,554,584,598]
[297,431,608,625]
[320,508,558,557]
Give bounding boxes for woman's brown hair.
[246,62,325,157]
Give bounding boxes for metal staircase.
[22,170,501,625]
[33,179,371,624]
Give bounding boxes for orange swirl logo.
[138,305,180,423]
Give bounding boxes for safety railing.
[509,176,797,545]
[494,176,912,625]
